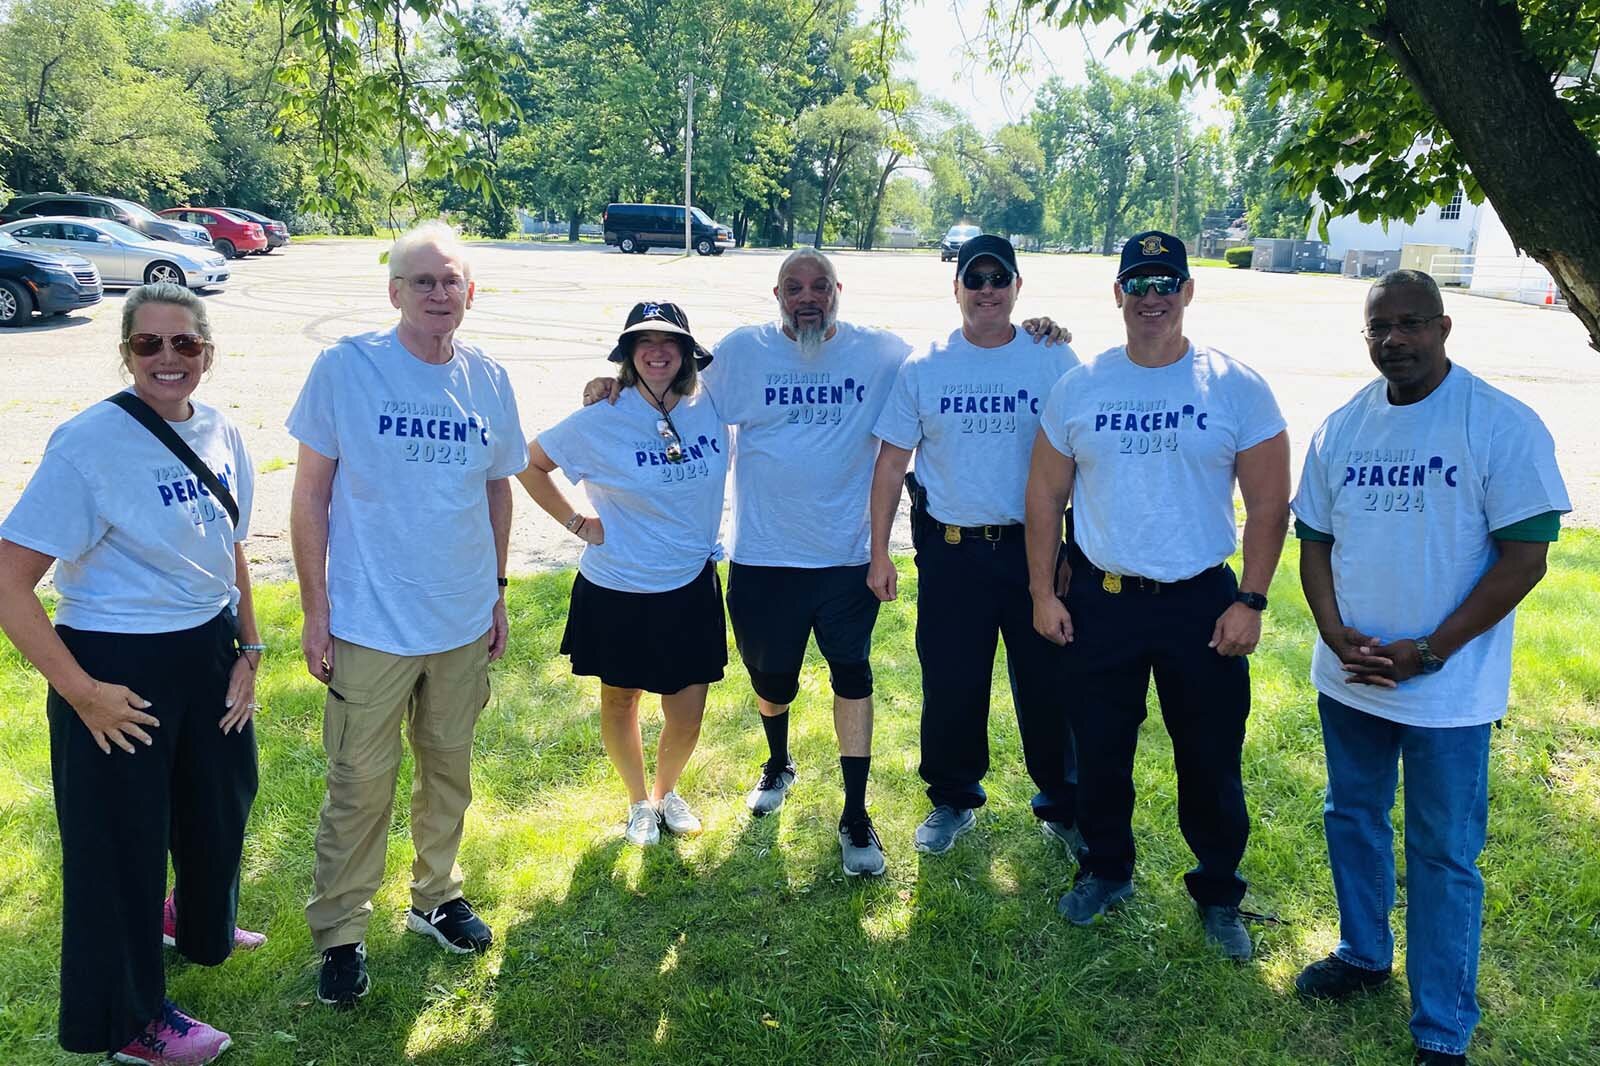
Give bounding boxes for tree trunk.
[568,213,581,242]
[1384,0,1600,352]
[862,151,900,253]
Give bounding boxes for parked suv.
[603,203,734,255]
[221,207,290,252]
[939,224,981,262]
[0,230,103,326]
[0,193,212,248]
[160,207,267,258]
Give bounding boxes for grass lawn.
[1,539,1597,1065]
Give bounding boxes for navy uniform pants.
[911,513,1077,822]
[48,612,257,1053]
[1059,544,1250,906]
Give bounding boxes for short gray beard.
[781,303,838,359]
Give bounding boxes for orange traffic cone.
[1544,280,1556,305]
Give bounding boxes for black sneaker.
[317,942,370,1009]
[746,759,797,815]
[407,897,493,954]
[1414,1050,1467,1065]
[1294,953,1392,1000]
[1198,904,1253,962]
[1058,874,1134,925]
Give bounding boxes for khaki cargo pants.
[305,635,490,952]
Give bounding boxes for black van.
[603,203,734,256]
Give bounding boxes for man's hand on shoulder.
[582,378,620,406]
[1021,317,1072,347]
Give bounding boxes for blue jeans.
[1317,694,1491,1056]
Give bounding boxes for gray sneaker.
[913,805,976,854]
[1058,875,1134,925]
[1198,904,1253,961]
[839,814,887,876]
[745,760,796,815]
[1039,819,1084,859]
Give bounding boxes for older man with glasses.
[868,234,1083,860]
[1023,231,1290,961]
[287,220,528,1008]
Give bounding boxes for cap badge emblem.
[1140,235,1167,257]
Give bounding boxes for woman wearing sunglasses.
[0,283,260,1065]
[516,301,730,846]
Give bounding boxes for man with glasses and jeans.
[288,220,527,1007]
[1024,231,1289,961]
[868,234,1083,858]
[1290,270,1567,1065]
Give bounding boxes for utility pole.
[684,71,694,257]
[1171,122,1182,236]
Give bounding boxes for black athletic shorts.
[562,561,727,695]
[725,562,879,676]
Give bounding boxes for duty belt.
[1079,558,1223,594]
[929,519,1021,544]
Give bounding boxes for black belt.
[1076,555,1223,594]
[925,517,1022,544]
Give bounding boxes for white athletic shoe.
[624,800,660,846]
[657,791,703,836]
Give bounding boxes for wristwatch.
[1234,590,1268,611]
[1414,637,1446,673]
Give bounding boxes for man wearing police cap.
[869,234,1083,858]
[1024,230,1290,959]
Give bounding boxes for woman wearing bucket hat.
[515,301,730,845]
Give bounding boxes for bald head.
[1369,269,1443,315]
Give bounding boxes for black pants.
[1060,545,1249,906]
[48,612,258,1053]
[912,516,1077,821]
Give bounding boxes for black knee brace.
[826,659,873,699]
[746,665,801,706]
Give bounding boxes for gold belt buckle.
[944,524,962,545]
[983,525,1001,542]
[1102,571,1123,594]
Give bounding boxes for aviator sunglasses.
[655,417,686,463]
[126,332,207,358]
[1119,274,1184,297]
[961,268,1014,291]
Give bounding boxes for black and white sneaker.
[745,759,797,815]
[407,897,493,954]
[839,813,888,876]
[317,942,370,1009]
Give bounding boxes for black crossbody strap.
[105,392,240,527]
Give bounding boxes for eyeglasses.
[961,268,1014,291]
[126,332,207,358]
[1119,275,1184,297]
[656,418,685,464]
[395,274,469,295]
[1361,314,1442,340]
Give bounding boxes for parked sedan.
[160,207,267,259]
[0,193,212,248]
[939,224,981,262]
[221,207,290,252]
[0,230,103,326]
[0,217,230,291]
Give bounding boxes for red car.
[158,207,267,259]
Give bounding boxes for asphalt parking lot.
[1,238,1595,582]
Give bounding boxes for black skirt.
[561,561,727,694]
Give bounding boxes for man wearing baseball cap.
[869,234,1083,859]
[1023,230,1290,959]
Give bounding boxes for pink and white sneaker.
[112,1001,232,1064]
[162,894,267,952]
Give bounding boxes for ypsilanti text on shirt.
[763,370,869,426]
[938,382,1041,434]
[374,396,496,464]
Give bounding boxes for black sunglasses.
[1119,274,1184,297]
[961,268,1014,291]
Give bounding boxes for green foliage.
[1030,0,1600,234]
[1224,245,1253,267]
[2,539,1599,1062]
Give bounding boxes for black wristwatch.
[1414,637,1446,673]
[1234,590,1268,611]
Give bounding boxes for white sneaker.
[625,800,660,846]
[657,791,703,836]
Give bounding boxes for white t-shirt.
[1291,365,1569,727]
[874,327,1079,527]
[706,321,910,567]
[285,328,528,656]
[1041,343,1286,581]
[538,388,729,594]
[1,393,254,633]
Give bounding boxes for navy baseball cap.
[956,234,1020,277]
[1117,230,1189,280]
[607,301,712,368]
